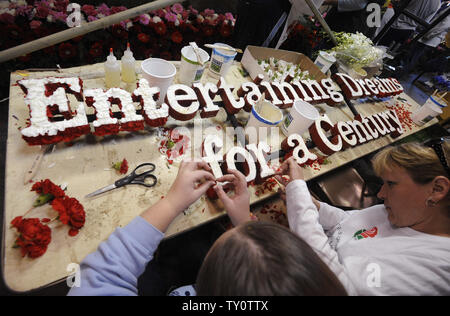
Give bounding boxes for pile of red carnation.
[10,179,86,259]
[10,217,52,259]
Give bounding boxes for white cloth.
[391,0,441,30]
[276,0,325,49]
[286,180,450,296]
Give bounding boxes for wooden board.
[2,61,436,292]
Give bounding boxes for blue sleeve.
[68,216,164,296]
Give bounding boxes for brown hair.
[196,221,347,296]
[372,142,449,184]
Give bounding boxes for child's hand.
[166,160,216,213]
[275,157,321,210]
[275,156,304,185]
[213,169,251,226]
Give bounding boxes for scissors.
[85,163,157,198]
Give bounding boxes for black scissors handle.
[115,163,157,188]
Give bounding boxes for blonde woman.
[276,139,450,295]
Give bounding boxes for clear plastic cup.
[141,58,177,105]
[314,51,336,74]
[208,43,237,78]
[281,100,320,136]
[179,46,210,85]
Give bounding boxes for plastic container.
[121,43,136,83]
[245,100,283,144]
[209,43,237,78]
[179,45,210,85]
[104,48,121,88]
[246,100,284,129]
[314,51,336,74]
[141,58,177,105]
[411,96,445,126]
[281,100,320,136]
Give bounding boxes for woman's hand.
[275,156,304,185]
[166,160,216,213]
[275,157,320,210]
[142,160,215,232]
[213,169,251,226]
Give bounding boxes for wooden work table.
[2,60,437,292]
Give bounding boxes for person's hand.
[274,157,303,207]
[166,159,216,213]
[275,157,321,210]
[142,159,215,232]
[275,156,304,186]
[213,169,251,226]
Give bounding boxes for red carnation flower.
[120,159,129,174]
[137,32,150,43]
[154,22,167,35]
[58,42,77,59]
[219,23,233,38]
[187,24,199,33]
[170,31,183,44]
[111,24,128,39]
[0,12,15,24]
[31,179,66,199]
[81,4,97,17]
[110,6,127,15]
[11,217,52,258]
[54,0,69,12]
[112,158,129,174]
[35,5,50,19]
[6,25,22,40]
[201,25,215,37]
[89,42,104,58]
[51,196,86,236]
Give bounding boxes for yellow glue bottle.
[121,43,136,83]
[104,48,121,88]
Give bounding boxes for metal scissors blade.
[85,163,157,198]
[85,183,117,198]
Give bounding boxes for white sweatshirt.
[286,180,450,296]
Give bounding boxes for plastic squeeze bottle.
[121,43,136,83]
[105,48,121,88]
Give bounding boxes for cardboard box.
[241,45,327,82]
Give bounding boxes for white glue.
[121,43,136,83]
[105,48,121,88]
